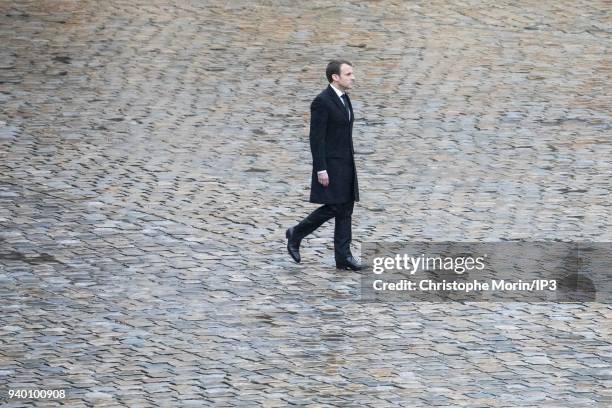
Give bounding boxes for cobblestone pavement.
[1,0,611,406]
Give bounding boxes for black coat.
[309,85,359,204]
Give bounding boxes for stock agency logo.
[360,242,610,303]
[372,253,487,275]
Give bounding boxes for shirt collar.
[329,83,345,98]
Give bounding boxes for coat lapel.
[327,85,350,122]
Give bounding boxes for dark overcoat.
[309,85,359,204]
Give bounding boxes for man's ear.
[331,74,339,82]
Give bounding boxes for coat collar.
[326,85,353,123]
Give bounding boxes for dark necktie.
[341,93,351,120]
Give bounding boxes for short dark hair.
[326,59,352,83]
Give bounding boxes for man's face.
[333,64,355,91]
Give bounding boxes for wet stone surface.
[0,0,611,406]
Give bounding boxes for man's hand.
[317,170,329,187]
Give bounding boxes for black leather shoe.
[286,227,301,263]
[336,256,365,271]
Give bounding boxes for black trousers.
[292,201,354,262]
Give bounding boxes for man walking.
[286,60,364,271]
